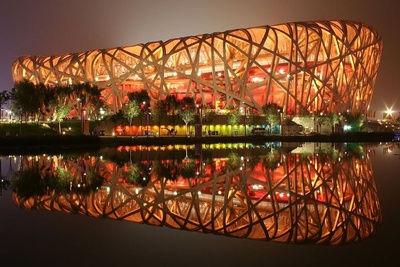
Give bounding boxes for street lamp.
[385,108,393,121]
[147,108,151,136]
[278,109,283,135]
[76,98,84,134]
[99,108,105,120]
[143,101,150,136]
[240,104,247,136]
[81,107,86,134]
[243,104,248,136]
[196,104,203,137]
[77,97,81,115]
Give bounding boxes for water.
[1,142,399,266]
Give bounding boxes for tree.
[40,84,58,121]
[52,101,71,134]
[343,112,364,132]
[329,112,340,133]
[10,169,47,198]
[128,90,150,104]
[165,94,180,124]
[34,83,48,123]
[11,79,41,122]
[263,148,281,170]
[127,90,151,133]
[202,110,216,134]
[180,157,196,178]
[180,96,196,110]
[91,98,108,121]
[47,168,73,193]
[178,96,196,135]
[124,163,141,184]
[227,152,241,170]
[314,114,326,133]
[54,84,73,110]
[122,100,141,135]
[179,108,196,135]
[71,82,102,119]
[0,90,11,121]
[263,103,282,134]
[151,100,167,136]
[227,111,240,135]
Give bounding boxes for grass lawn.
[0,120,99,136]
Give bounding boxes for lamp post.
[278,109,283,135]
[77,98,84,134]
[312,111,315,133]
[146,107,150,136]
[239,104,248,136]
[244,106,247,136]
[99,108,105,120]
[81,107,86,134]
[143,101,150,136]
[385,108,393,121]
[196,104,203,137]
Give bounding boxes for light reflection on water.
[0,142,387,245]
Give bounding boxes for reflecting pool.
[0,142,399,266]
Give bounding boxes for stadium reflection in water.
[9,142,381,245]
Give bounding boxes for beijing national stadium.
[11,20,382,135]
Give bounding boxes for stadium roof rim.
[14,20,381,59]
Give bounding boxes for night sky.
[1,0,399,117]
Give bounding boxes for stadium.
[11,20,382,135]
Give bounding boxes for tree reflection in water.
[8,142,381,245]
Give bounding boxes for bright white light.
[344,125,351,131]
[251,184,264,190]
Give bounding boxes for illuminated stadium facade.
[12,20,382,116]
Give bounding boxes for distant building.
[383,111,394,121]
[12,20,382,117]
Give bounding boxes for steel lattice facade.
[12,20,382,115]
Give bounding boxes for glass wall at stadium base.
[101,114,332,137]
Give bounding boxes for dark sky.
[1,0,399,117]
